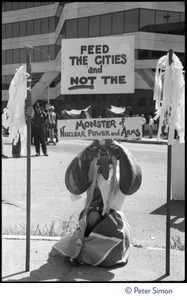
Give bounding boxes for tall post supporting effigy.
[153,48,185,276]
[165,49,173,276]
[26,50,32,271]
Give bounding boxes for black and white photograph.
[1,1,185,297]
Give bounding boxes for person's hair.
[35,103,40,109]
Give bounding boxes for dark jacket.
[32,111,47,131]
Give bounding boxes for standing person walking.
[32,102,49,156]
[148,115,154,138]
[141,114,146,137]
[48,106,56,145]
[12,130,21,158]
[54,112,59,143]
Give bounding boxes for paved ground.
[2,237,185,282]
[2,135,185,282]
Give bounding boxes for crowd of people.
[2,105,168,159]
[122,113,157,139]
[2,102,59,159]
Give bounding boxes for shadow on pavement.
[169,217,185,232]
[4,255,119,282]
[150,200,185,218]
[150,200,185,233]
[155,274,170,281]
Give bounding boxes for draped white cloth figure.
[153,52,185,145]
[2,66,30,155]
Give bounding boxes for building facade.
[2,2,185,120]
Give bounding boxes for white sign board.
[57,117,142,140]
[61,36,134,94]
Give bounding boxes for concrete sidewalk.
[2,135,168,146]
[2,237,185,282]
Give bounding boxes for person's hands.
[25,106,35,119]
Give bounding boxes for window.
[26,3,34,8]
[155,10,168,33]
[19,3,27,9]
[139,9,155,32]
[6,23,13,39]
[179,12,185,34]
[20,48,26,63]
[101,14,112,36]
[137,49,167,60]
[2,76,7,90]
[12,2,19,10]
[78,17,88,38]
[13,49,20,63]
[34,2,41,6]
[2,51,6,65]
[20,21,27,37]
[138,49,150,60]
[168,11,180,24]
[167,11,180,34]
[125,9,139,32]
[42,18,49,34]
[27,20,34,35]
[49,45,55,60]
[6,50,13,64]
[34,19,41,35]
[41,46,49,61]
[49,17,56,32]
[66,19,77,38]
[180,12,185,22]
[112,11,124,34]
[4,2,12,11]
[89,15,100,37]
[33,47,41,62]
[12,22,19,38]
[2,24,6,39]
[156,10,168,24]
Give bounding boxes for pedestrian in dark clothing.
[32,103,48,156]
[12,131,21,158]
[141,114,146,137]
[54,112,59,143]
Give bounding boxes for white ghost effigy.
[153,52,185,145]
[2,66,30,155]
[51,139,142,267]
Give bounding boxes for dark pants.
[33,128,47,154]
[54,126,58,142]
[12,135,21,157]
[142,125,145,137]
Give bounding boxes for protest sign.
[61,36,134,94]
[57,117,142,140]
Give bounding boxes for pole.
[47,53,50,113]
[26,50,32,271]
[166,49,173,276]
